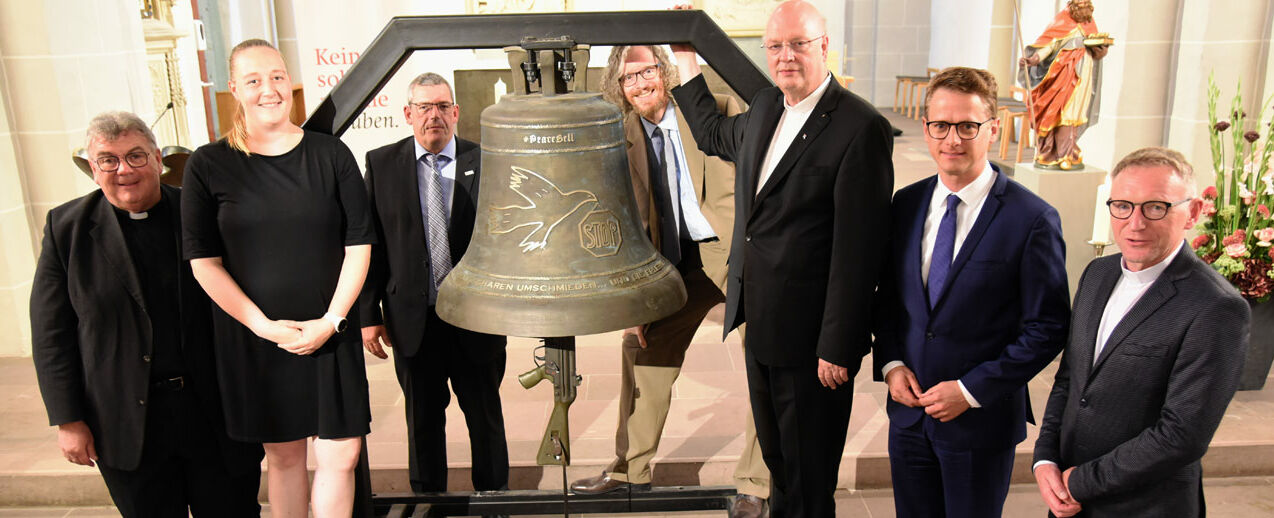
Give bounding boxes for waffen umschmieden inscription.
[489,165,599,253]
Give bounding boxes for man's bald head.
[767,0,827,38]
[763,0,830,104]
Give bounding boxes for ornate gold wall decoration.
[141,0,190,147]
[469,0,571,15]
[697,0,782,37]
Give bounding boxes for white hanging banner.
[289,0,496,170]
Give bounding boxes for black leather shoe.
[730,494,768,518]
[569,471,651,495]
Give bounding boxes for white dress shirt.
[755,73,833,195]
[921,164,997,284]
[1093,242,1183,362]
[640,108,718,241]
[883,163,997,408]
[1032,242,1183,471]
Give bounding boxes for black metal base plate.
[376,485,736,517]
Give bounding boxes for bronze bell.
[437,39,687,338]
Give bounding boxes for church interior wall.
[0,0,1272,357]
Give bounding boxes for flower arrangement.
[1192,74,1274,301]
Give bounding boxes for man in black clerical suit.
[670,1,894,515]
[359,73,509,493]
[1033,148,1248,518]
[30,111,263,517]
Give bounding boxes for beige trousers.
[605,266,770,497]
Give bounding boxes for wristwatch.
[322,312,348,333]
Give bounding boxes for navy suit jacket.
[873,169,1070,449]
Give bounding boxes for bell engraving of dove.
[489,165,603,253]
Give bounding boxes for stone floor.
[4,110,1274,516]
[4,477,1274,517]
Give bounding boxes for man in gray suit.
[1033,146,1249,517]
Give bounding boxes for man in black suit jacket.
[31,111,262,517]
[1033,147,1248,518]
[671,2,894,515]
[359,73,509,493]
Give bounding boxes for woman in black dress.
[182,39,372,517]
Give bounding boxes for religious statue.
[1020,0,1113,170]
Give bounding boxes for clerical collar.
[113,197,164,221]
[1119,241,1184,285]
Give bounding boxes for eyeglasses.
[94,151,151,173]
[924,118,997,140]
[1106,198,1194,220]
[762,35,824,55]
[620,65,660,87]
[408,102,455,114]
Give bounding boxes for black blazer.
[1034,248,1248,517]
[359,136,505,358]
[671,75,894,367]
[30,184,261,471]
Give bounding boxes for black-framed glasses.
[1107,198,1194,220]
[620,65,660,86]
[762,35,824,55]
[924,118,997,140]
[94,151,150,173]
[408,102,455,114]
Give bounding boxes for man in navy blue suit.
[873,67,1071,518]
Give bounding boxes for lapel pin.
[463,170,475,176]
[802,133,807,140]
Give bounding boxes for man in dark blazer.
[568,44,770,518]
[872,68,1070,518]
[1033,147,1248,518]
[359,73,509,494]
[30,111,262,517]
[670,2,894,515]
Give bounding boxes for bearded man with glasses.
[569,44,772,517]
[872,66,1070,518]
[358,72,510,499]
[1033,147,1247,518]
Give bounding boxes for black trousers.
[745,348,854,518]
[97,386,261,518]
[395,308,509,492]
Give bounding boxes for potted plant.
[1191,73,1274,390]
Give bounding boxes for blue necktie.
[928,194,960,308]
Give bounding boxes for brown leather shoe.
[730,494,768,518]
[569,471,651,495]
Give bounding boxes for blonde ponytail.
[228,101,251,155]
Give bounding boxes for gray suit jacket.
[1034,245,1248,517]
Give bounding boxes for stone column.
[987,0,1015,98]
[0,0,156,356]
[847,0,930,106]
[929,0,993,70]
[1164,0,1272,180]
